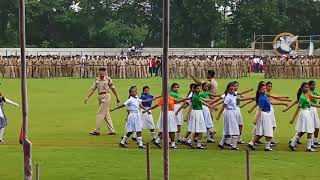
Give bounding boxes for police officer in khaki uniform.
[85,67,120,135]
[119,57,126,79]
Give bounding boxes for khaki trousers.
[94,94,115,133]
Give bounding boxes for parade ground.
[1,74,320,180]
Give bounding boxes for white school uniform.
[296,109,314,133]
[223,93,240,136]
[310,107,320,129]
[174,104,183,126]
[124,97,143,132]
[157,111,177,132]
[222,92,243,126]
[270,105,277,128]
[255,111,273,137]
[188,109,207,133]
[185,92,194,126]
[202,105,213,129]
[141,109,155,129]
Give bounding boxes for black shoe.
[139,145,146,149]
[0,139,3,143]
[89,131,100,136]
[201,143,207,147]
[119,143,128,148]
[132,137,137,141]
[312,145,318,149]
[177,139,183,143]
[297,140,302,144]
[314,142,319,145]
[231,147,240,150]
[264,148,273,151]
[224,143,232,146]
[207,139,214,143]
[238,141,245,144]
[247,144,255,150]
[218,144,225,149]
[271,141,277,145]
[152,141,161,148]
[288,145,296,151]
[196,146,205,149]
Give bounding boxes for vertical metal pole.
[146,143,151,180]
[19,0,32,179]
[36,163,40,180]
[246,150,251,180]
[162,0,170,180]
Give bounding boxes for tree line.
[1,0,320,48]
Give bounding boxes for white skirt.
[157,111,177,132]
[270,105,277,128]
[310,107,320,129]
[125,112,142,133]
[255,111,273,137]
[174,104,183,126]
[141,110,155,130]
[236,107,243,125]
[188,110,207,133]
[296,109,315,133]
[223,109,240,136]
[202,105,213,129]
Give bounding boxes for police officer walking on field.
[85,67,120,136]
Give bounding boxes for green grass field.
[1,74,320,180]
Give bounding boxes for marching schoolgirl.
[112,87,149,149]
[199,82,215,143]
[0,93,19,143]
[140,86,158,140]
[169,83,183,142]
[233,81,253,144]
[216,82,253,150]
[265,81,291,145]
[187,84,215,149]
[247,83,275,151]
[144,93,188,149]
[285,82,320,152]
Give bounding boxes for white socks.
[151,132,157,140]
[219,136,227,146]
[237,135,243,142]
[290,135,300,147]
[307,139,312,149]
[0,128,4,140]
[137,137,143,147]
[265,141,271,149]
[133,132,137,138]
[171,141,176,148]
[177,133,182,140]
[155,137,161,144]
[196,140,202,147]
[314,138,319,144]
[121,135,128,144]
[207,131,213,141]
[226,138,232,145]
[232,136,238,148]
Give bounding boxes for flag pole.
[162,0,170,180]
[19,0,33,179]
